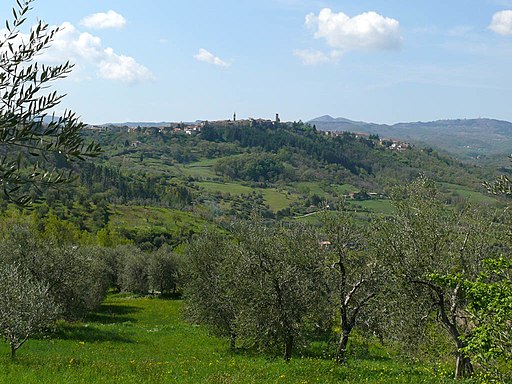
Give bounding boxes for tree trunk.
[336,331,350,364]
[433,288,473,379]
[10,343,17,359]
[454,349,474,379]
[229,333,236,351]
[441,311,474,379]
[283,334,293,361]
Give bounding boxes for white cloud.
[293,49,341,65]
[80,10,126,30]
[38,22,153,83]
[305,8,402,51]
[194,48,230,67]
[99,48,153,83]
[489,10,512,35]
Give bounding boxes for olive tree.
[118,245,149,295]
[319,212,387,364]
[435,256,512,381]
[149,244,182,295]
[378,177,495,379]
[0,223,109,319]
[233,221,331,361]
[184,229,240,350]
[0,262,60,358]
[0,0,100,205]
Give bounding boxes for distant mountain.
[309,116,512,159]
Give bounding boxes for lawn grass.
[0,295,470,384]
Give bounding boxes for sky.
[2,0,512,124]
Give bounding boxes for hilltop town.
[85,113,411,152]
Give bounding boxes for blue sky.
[2,0,512,124]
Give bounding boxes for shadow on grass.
[52,323,135,344]
[158,292,182,300]
[227,337,393,365]
[84,304,141,325]
[46,303,142,343]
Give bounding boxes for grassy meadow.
[0,295,474,384]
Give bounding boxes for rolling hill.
[309,116,512,159]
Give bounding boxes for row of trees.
[2,176,508,380]
[184,177,511,380]
[0,224,108,357]
[0,219,182,358]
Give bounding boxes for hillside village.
[85,113,411,152]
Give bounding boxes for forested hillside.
[310,115,512,160]
[13,119,493,250]
[78,120,493,205]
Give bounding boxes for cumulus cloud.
[489,10,512,35]
[293,49,342,65]
[194,48,230,67]
[305,8,402,51]
[38,22,153,83]
[80,10,126,29]
[99,48,153,82]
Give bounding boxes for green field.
[176,158,219,179]
[110,206,208,231]
[0,295,470,384]
[440,182,497,204]
[196,181,298,211]
[106,205,211,246]
[293,182,359,196]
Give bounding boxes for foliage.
[484,174,512,197]
[214,153,286,182]
[433,257,512,381]
[232,220,331,360]
[184,229,240,348]
[185,221,331,360]
[377,177,497,378]
[319,211,386,364]
[0,223,109,319]
[148,244,182,294]
[0,0,100,205]
[118,245,149,294]
[0,262,60,358]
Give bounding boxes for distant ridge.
[309,115,372,126]
[308,116,512,159]
[102,122,172,128]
